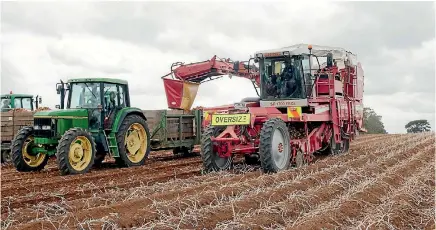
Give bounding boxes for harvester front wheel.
[12,126,49,172]
[201,126,232,173]
[116,115,150,167]
[259,118,291,173]
[56,128,96,175]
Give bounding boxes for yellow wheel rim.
[22,136,46,167]
[125,123,147,163]
[68,136,92,171]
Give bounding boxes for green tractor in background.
[11,78,151,175]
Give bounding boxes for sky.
[1,1,435,134]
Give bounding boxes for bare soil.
[1,133,434,230]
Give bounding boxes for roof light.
[308,44,313,50]
[10,91,12,94]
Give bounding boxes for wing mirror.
[56,84,63,95]
[55,105,60,109]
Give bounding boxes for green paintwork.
[67,78,128,85]
[1,94,35,110]
[34,109,88,118]
[1,94,33,98]
[111,107,145,132]
[34,138,58,145]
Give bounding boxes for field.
[1,133,435,230]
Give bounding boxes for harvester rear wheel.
[12,126,49,172]
[259,118,291,173]
[56,128,96,175]
[201,126,232,173]
[115,115,150,167]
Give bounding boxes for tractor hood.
[34,109,88,118]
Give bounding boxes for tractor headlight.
[41,125,51,130]
[34,125,41,130]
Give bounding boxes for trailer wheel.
[115,115,151,167]
[1,150,12,163]
[201,126,232,173]
[12,126,49,172]
[259,118,291,173]
[56,128,96,175]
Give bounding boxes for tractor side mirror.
[55,105,60,109]
[233,61,240,72]
[56,84,63,94]
[38,97,42,104]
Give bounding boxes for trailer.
[141,109,202,155]
[1,110,35,163]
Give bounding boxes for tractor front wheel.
[1,150,12,163]
[201,126,232,173]
[56,128,96,175]
[259,118,291,173]
[12,126,49,172]
[115,115,150,167]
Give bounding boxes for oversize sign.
[211,114,251,126]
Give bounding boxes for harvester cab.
[12,78,151,175]
[0,93,42,112]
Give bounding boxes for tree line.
[362,107,432,134]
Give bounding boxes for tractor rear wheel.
[201,126,232,173]
[56,128,96,175]
[259,118,291,173]
[12,126,49,172]
[115,115,150,167]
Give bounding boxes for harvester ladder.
[105,132,120,157]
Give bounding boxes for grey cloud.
[46,45,131,75]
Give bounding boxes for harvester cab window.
[260,56,305,100]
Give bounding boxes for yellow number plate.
[211,114,251,126]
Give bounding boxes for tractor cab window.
[103,83,120,111]
[21,98,33,110]
[260,56,305,100]
[118,85,126,107]
[1,97,11,111]
[69,82,101,109]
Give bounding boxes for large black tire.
[201,126,232,173]
[259,118,291,173]
[115,115,151,167]
[56,128,96,175]
[12,126,49,172]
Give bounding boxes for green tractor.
[11,78,151,175]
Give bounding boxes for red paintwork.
[165,48,366,166]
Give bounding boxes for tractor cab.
[0,93,42,112]
[56,78,130,130]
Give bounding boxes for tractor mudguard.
[111,107,147,133]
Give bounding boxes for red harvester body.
[162,43,366,173]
